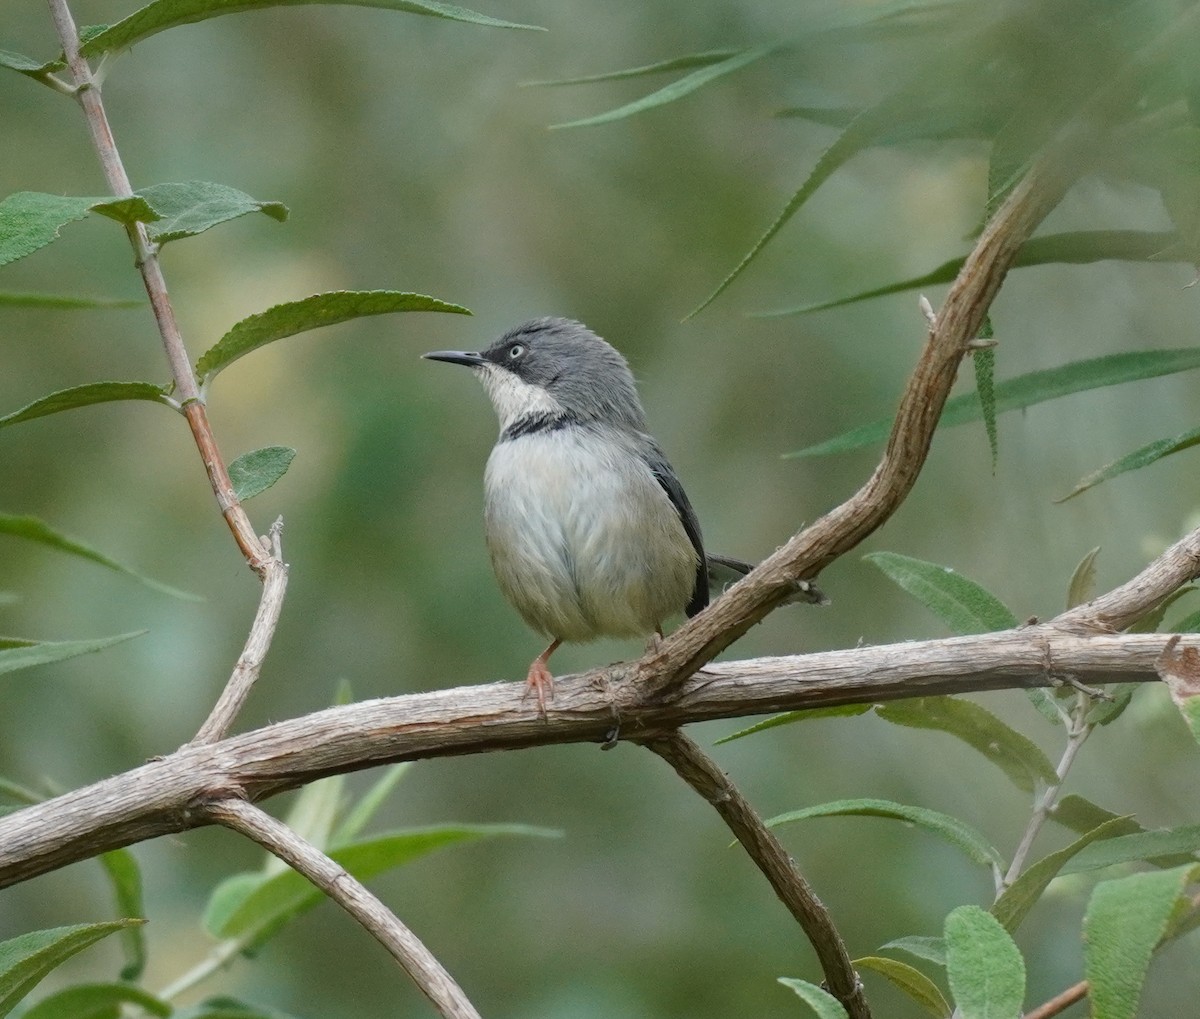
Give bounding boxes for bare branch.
[205,798,481,1019]
[45,0,269,574]
[192,521,289,744]
[642,731,869,1019]
[1024,980,1088,1019]
[0,628,1181,889]
[639,154,1072,696]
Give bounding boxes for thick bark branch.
[0,628,1179,889]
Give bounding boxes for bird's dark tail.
[705,553,828,606]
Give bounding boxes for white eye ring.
[508,344,526,360]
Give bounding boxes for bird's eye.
[508,344,526,360]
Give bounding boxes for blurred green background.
[4,1,1200,1016]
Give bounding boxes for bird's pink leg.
[523,638,562,714]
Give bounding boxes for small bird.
[424,317,823,710]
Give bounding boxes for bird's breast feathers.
[483,426,698,642]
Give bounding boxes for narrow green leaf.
[0,193,97,267]
[944,905,1025,1019]
[0,50,66,81]
[714,704,872,745]
[774,104,860,127]
[526,50,740,87]
[1128,586,1195,633]
[0,638,37,650]
[137,181,287,245]
[0,921,138,1018]
[688,103,895,318]
[0,514,196,600]
[0,291,142,309]
[875,697,1058,794]
[22,982,170,1019]
[865,552,1018,635]
[0,632,145,677]
[790,347,1200,459]
[332,763,411,845]
[973,341,997,471]
[209,825,559,946]
[1066,547,1101,609]
[1060,424,1200,501]
[1083,684,1136,727]
[196,290,470,382]
[0,382,171,430]
[1024,686,1065,726]
[1051,795,1143,839]
[1063,825,1200,875]
[1168,607,1200,632]
[992,817,1133,932]
[176,997,302,1019]
[766,798,1003,870]
[550,46,773,130]
[1084,865,1198,1019]
[82,0,542,56]
[777,978,849,1019]
[99,850,146,980]
[880,936,946,967]
[854,956,951,1018]
[228,447,295,502]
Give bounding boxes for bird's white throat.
[477,363,566,432]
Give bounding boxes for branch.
[204,798,481,1019]
[0,628,1182,889]
[45,0,269,574]
[642,732,868,1019]
[639,152,1072,696]
[191,520,289,744]
[1024,980,1088,1019]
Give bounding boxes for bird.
[424,317,824,711]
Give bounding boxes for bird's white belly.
[483,429,697,643]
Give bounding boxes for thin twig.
[45,0,269,574]
[204,798,482,1019]
[192,520,289,744]
[1000,697,1092,890]
[1024,980,1088,1019]
[0,628,1187,889]
[641,731,870,1019]
[157,936,245,1003]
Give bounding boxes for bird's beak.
[423,350,487,368]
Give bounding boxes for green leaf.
[0,50,66,82]
[973,340,997,471]
[714,704,872,745]
[756,231,1183,318]
[1083,865,1199,1019]
[332,763,411,845]
[1168,607,1200,632]
[944,905,1025,1019]
[0,514,197,599]
[865,553,1017,635]
[0,921,139,1018]
[0,382,171,430]
[766,798,1003,870]
[21,983,170,1019]
[550,46,774,130]
[176,998,303,1019]
[875,697,1058,794]
[777,977,849,1019]
[992,817,1133,932]
[0,193,99,267]
[206,825,558,947]
[80,0,544,55]
[1063,825,1200,875]
[790,347,1200,459]
[1060,424,1200,501]
[1051,795,1143,839]
[0,291,142,309]
[879,936,946,967]
[195,290,470,382]
[1066,546,1101,609]
[137,181,288,245]
[526,49,740,87]
[854,956,951,1018]
[1083,684,1136,727]
[99,850,147,980]
[1128,586,1195,633]
[88,196,161,227]
[228,447,295,502]
[0,632,146,678]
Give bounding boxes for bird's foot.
[522,657,556,716]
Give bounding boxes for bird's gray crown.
[480,318,647,431]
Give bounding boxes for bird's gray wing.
[642,441,709,617]
[706,552,828,605]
